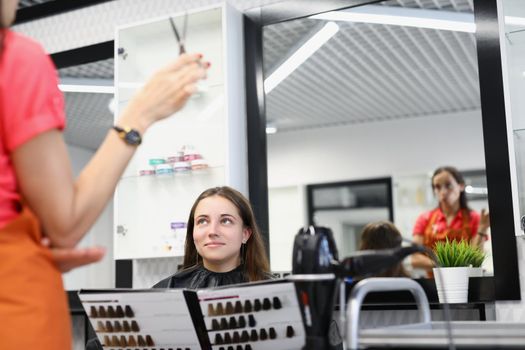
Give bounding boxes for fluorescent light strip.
[264,21,339,94]
[465,185,488,195]
[506,16,525,27]
[58,84,114,94]
[311,5,475,33]
[265,126,278,134]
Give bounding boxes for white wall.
[495,237,525,321]
[267,110,486,271]
[63,145,114,290]
[267,110,485,188]
[268,186,306,272]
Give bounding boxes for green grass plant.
[434,239,486,268]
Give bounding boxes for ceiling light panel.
[311,5,476,33]
[264,21,340,93]
[263,18,320,74]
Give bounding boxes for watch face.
[125,130,142,145]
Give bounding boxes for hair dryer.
[292,226,428,350]
[292,226,339,350]
[335,245,428,278]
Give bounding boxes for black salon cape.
[85,264,250,350]
[153,263,248,289]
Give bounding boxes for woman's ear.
[242,227,252,243]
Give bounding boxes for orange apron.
[423,209,472,249]
[0,206,71,350]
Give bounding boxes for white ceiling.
[263,2,479,132]
[23,0,479,150]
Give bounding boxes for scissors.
[169,12,188,55]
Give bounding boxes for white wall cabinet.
[500,0,525,236]
[114,3,247,259]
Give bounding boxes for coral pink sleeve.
[413,211,430,236]
[2,32,65,152]
[470,210,480,238]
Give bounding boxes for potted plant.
[467,245,486,277]
[432,239,485,303]
[434,239,486,268]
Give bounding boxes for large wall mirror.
[245,0,520,301]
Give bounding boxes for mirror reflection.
[309,178,393,258]
[263,1,493,277]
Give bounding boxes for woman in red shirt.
[0,1,209,348]
[412,166,490,270]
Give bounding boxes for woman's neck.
[440,202,460,217]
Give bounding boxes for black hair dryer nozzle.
[292,226,340,350]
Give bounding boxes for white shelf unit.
[114,3,247,259]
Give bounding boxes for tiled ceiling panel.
[263,18,320,73]
[63,92,113,150]
[12,0,285,53]
[59,58,114,79]
[382,0,473,11]
[263,3,479,131]
[23,0,478,149]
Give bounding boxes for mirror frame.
[244,0,521,301]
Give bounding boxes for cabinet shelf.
[114,4,247,259]
[118,82,223,90]
[120,165,224,181]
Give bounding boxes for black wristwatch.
[112,125,142,146]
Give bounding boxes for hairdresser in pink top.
[411,166,490,270]
[0,1,209,348]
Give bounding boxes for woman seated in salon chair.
[155,186,272,288]
[358,221,410,278]
[86,186,272,349]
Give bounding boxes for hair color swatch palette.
[79,289,201,349]
[198,281,305,350]
[79,280,305,350]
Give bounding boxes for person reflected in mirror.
[0,1,209,348]
[359,221,409,277]
[155,186,272,288]
[411,166,490,271]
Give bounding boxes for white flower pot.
[433,266,470,303]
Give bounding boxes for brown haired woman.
[359,221,409,277]
[1,1,208,348]
[411,166,490,270]
[87,186,272,350]
[155,186,272,288]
